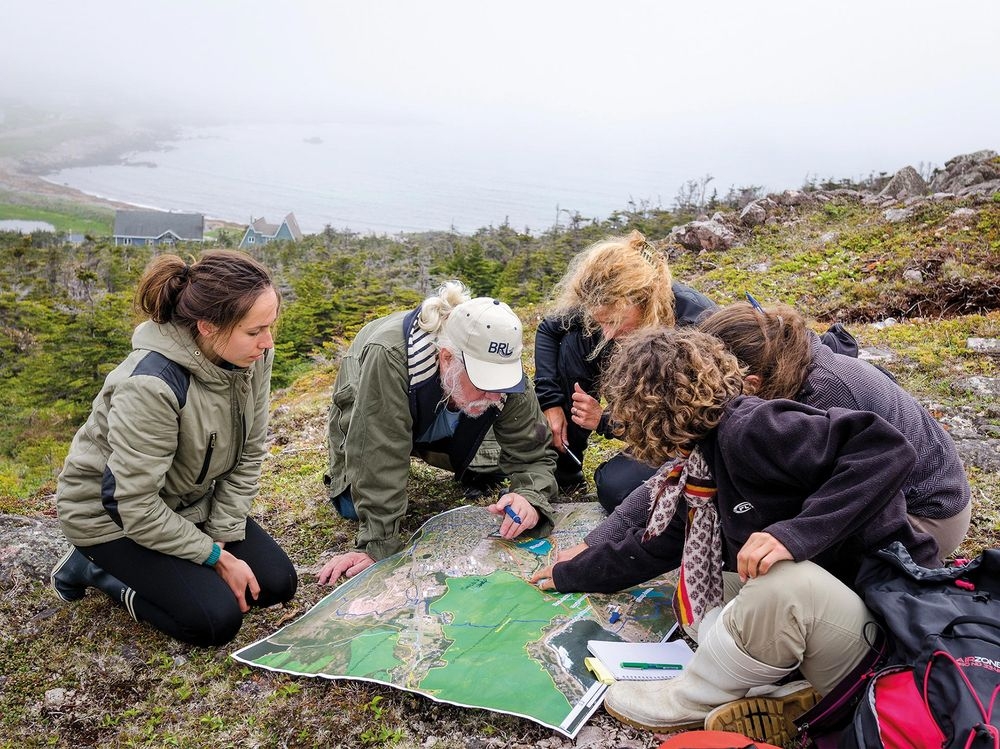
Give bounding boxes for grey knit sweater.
[799,333,969,520]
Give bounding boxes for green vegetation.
[0,194,113,235]
[2,186,1000,748]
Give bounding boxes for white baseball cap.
[444,297,525,393]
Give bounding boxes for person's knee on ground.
[594,452,657,512]
[697,562,872,742]
[166,593,244,647]
[554,454,585,492]
[459,468,507,500]
[247,555,298,608]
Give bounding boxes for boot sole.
[50,546,87,602]
[604,702,704,734]
[703,686,820,745]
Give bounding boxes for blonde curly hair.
[603,327,745,465]
[552,230,676,336]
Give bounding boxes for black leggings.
[594,451,658,513]
[81,518,297,647]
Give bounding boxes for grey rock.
[870,318,899,330]
[0,513,67,585]
[775,190,813,207]
[929,150,1000,193]
[949,207,978,221]
[44,687,76,709]
[819,231,839,244]
[670,220,736,252]
[574,726,606,747]
[878,166,928,199]
[957,178,1000,198]
[950,376,1000,398]
[739,201,767,227]
[883,208,913,223]
[953,438,1000,474]
[968,338,1000,355]
[859,347,895,362]
[902,269,923,283]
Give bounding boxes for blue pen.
[504,505,522,524]
[745,290,765,313]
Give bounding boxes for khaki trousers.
[909,502,972,563]
[717,560,876,696]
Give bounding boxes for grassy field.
[0,195,113,235]
[1,187,999,748]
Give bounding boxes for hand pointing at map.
[487,492,539,540]
[318,551,376,586]
[529,542,588,591]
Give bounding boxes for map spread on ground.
[233,503,679,738]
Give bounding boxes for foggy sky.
[3,0,999,188]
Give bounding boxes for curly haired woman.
[530,328,937,741]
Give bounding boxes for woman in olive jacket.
[52,250,296,647]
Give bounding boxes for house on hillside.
[113,210,204,246]
[239,213,302,248]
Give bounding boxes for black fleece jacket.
[533,282,715,435]
[552,396,940,593]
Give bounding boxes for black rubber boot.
[51,547,134,618]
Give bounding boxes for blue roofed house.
[239,213,302,248]
[113,210,204,246]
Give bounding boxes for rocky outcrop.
[929,150,1000,197]
[670,218,736,251]
[878,166,928,200]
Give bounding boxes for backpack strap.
[943,615,1000,634]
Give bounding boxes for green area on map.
[234,503,678,735]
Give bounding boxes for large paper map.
[233,503,678,738]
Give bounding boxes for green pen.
[620,662,684,670]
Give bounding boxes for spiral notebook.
[586,638,694,681]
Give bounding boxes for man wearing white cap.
[319,281,558,584]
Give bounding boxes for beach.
[0,113,241,230]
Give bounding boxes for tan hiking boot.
[703,682,820,746]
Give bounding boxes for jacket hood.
[132,320,239,386]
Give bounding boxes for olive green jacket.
[56,321,272,564]
[327,310,558,560]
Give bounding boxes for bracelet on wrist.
[203,543,222,567]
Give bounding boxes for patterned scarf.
[642,446,722,627]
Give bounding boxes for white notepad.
[586,638,695,681]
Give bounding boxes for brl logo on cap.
[488,340,515,357]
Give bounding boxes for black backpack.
[848,545,1000,748]
[794,545,1000,749]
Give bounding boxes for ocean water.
[43,121,694,235]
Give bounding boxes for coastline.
[0,117,242,230]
